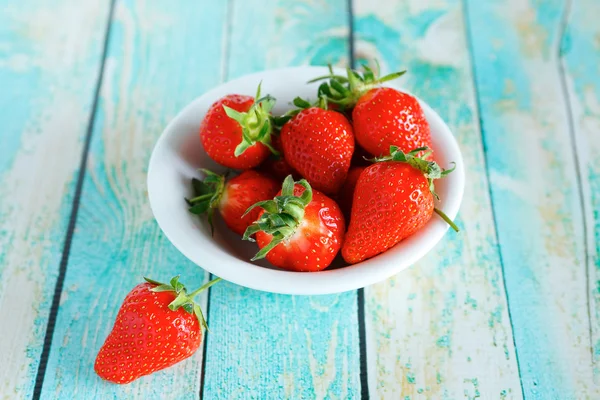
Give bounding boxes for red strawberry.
[243,176,345,272]
[280,103,354,194]
[353,87,431,157]
[200,85,277,169]
[258,135,298,181]
[94,276,220,384]
[342,147,458,264]
[310,66,431,157]
[187,169,279,235]
[337,166,366,219]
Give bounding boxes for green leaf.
[243,199,278,217]
[151,284,176,293]
[378,70,406,83]
[144,277,165,286]
[191,178,212,196]
[293,97,311,109]
[188,200,211,215]
[234,140,251,157]
[251,236,284,260]
[242,224,261,241]
[208,208,215,236]
[281,175,295,196]
[222,105,245,123]
[194,303,209,331]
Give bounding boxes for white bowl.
[147,66,464,295]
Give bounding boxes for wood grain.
[37,1,227,398]
[353,0,523,398]
[561,0,600,387]
[0,1,109,398]
[466,0,598,397]
[201,1,362,399]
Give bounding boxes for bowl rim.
[147,66,465,295]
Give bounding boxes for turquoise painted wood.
[1,0,599,398]
[0,1,110,397]
[561,0,600,384]
[352,0,522,398]
[201,1,361,398]
[466,0,598,398]
[38,1,227,398]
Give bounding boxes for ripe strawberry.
[280,99,354,194]
[337,166,366,219]
[342,146,458,264]
[353,87,431,157]
[311,65,432,157]
[94,276,221,384]
[243,175,345,272]
[186,169,279,235]
[200,84,277,169]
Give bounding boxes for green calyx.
[271,95,330,129]
[222,82,279,157]
[375,146,460,232]
[308,63,406,110]
[242,175,313,260]
[143,275,222,330]
[185,169,226,236]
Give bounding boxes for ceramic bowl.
[147,66,464,295]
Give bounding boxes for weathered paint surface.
[38,1,227,398]
[201,1,361,399]
[467,0,599,398]
[0,1,109,398]
[353,0,522,398]
[561,0,600,386]
[1,0,599,398]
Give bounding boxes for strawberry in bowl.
[147,65,464,295]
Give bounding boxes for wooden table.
[1,0,598,399]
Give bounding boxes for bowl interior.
[147,66,464,295]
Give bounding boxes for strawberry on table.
[200,84,278,169]
[312,65,432,158]
[342,146,458,264]
[243,175,345,272]
[186,169,279,236]
[279,97,354,195]
[94,276,221,384]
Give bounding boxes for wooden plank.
[353,0,523,398]
[466,0,598,397]
[37,1,228,398]
[0,1,110,398]
[561,0,600,386]
[201,1,362,398]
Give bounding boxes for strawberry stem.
[186,277,222,298]
[434,208,460,232]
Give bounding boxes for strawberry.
[200,84,277,169]
[337,166,366,219]
[280,98,354,194]
[342,146,458,264]
[311,65,432,157]
[243,175,345,272]
[94,276,221,384]
[186,169,279,235]
[353,87,431,157]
